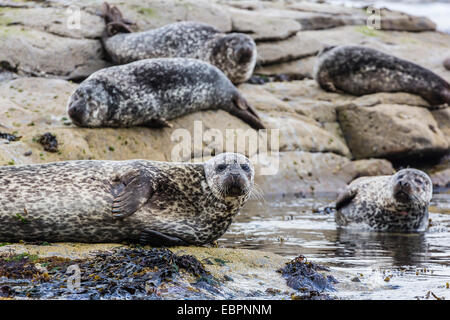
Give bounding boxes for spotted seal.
[334,168,432,232]
[101,2,257,84]
[0,153,256,246]
[314,45,450,106]
[67,58,265,129]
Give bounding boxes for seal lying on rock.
[334,168,432,232]
[0,153,255,246]
[314,45,450,106]
[101,2,257,84]
[67,58,265,129]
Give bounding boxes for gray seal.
[0,153,256,246]
[67,58,265,129]
[102,2,257,84]
[314,45,450,106]
[334,168,432,232]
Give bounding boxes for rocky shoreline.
[0,0,449,299]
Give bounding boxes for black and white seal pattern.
[334,169,432,232]
[67,58,264,129]
[314,45,450,106]
[0,153,256,246]
[102,4,256,84]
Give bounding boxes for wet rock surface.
[0,243,335,300]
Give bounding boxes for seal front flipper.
[335,186,358,211]
[229,93,265,130]
[110,169,153,218]
[144,118,173,128]
[140,229,188,247]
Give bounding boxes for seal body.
[335,169,432,232]
[67,58,264,129]
[314,45,450,106]
[103,20,257,84]
[0,153,255,245]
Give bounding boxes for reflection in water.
[334,228,428,267]
[219,193,450,299]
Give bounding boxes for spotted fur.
[0,153,255,245]
[314,45,450,106]
[335,169,433,232]
[67,58,264,130]
[103,20,256,84]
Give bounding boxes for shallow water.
[219,192,450,300]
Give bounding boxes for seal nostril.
[237,48,253,64]
[68,104,84,125]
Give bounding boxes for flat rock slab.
[0,26,107,79]
[256,32,324,65]
[229,7,301,41]
[0,6,105,39]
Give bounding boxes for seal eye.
[216,164,227,172]
[241,164,250,172]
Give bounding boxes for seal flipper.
[229,94,265,130]
[144,118,173,128]
[335,186,358,211]
[111,169,153,218]
[140,229,188,247]
[102,2,134,36]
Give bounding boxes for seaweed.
[36,132,58,153]
[0,132,21,142]
[277,255,338,300]
[0,248,220,299]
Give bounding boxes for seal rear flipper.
[102,2,134,36]
[230,94,265,130]
[140,229,188,247]
[335,186,358,211]
[111,169,153,218]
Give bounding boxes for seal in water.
[0,153,256,246]
[334,168,432,232]
[101,2,257,84]
[67,58,265,129]
[314,45,450,106]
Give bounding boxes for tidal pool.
[219,192,450,300]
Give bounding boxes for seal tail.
[102,2,135,37]
[229,93,265,130]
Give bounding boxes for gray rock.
[256,32,324,65]
[337,103,449,160]
[229,7,301,41]
[0,26,108,79]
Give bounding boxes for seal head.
[204,152,254,200]
[391,168,432,206]
[209,33,257,84]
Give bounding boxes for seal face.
[314,45,450,106]
[334,168,433,232]
[67,58,264,129]
[102,4,257,84]
[0,153,255,246]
